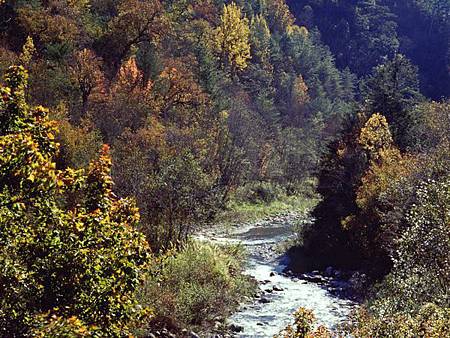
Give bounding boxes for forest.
[0,0,448,337]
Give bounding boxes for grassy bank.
[216,181,319,226]
[135,241,257,336]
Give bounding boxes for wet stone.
[229,324,244,332]
[273,285,284,292]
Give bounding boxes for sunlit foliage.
[0,66,151,336]
[215,2,251,73]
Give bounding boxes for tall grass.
[136,241,256,335]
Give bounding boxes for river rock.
[273,285,284,292]
[301,273,326,283]
[259,297,271,304]
[325,266,334,277]
[270,271,276,277]
[229,324,244,332]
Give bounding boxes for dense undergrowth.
[137,241,256,335]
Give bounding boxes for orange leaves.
[113,56,154,97]
[69,49,105,113]
[155,58,208,125]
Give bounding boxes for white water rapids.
[196,214,357,337]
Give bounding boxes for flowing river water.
[197,213,357,338]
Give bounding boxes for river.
[197,212,357,338]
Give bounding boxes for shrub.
[275,308,331,338]
[0,66,151,337]
[234,181,285,204]
[346,304,450,338]
[138,241,255,333]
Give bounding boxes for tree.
[351,0,399,74]
[250,14,271,65]
[303,115,368,267]
[215,2,251,74]
[265,0,295,33]
[0,66,151,336]
[113,125,221,253]
[358,113,394,161]
[89,56,154,142]
[95,0,167,78]
[388,176,450,312]
[69,49,104,118]
[343,114,412,273]
[362,54,423,149]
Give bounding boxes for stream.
[196,213,357,338]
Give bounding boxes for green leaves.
[0,66,152,336]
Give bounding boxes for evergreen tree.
[362,54,423,149]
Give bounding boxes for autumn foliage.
[0,66,151,336]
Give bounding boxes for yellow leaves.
[275,307,332,338]
[356,150,415,211]
[19,36,36,67]
[359,113,394,161]
[1,66,152,337]
[215,3,251,72]
[341,215,356,231]
[287,25,309,38]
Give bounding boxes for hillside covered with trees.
[0,0,449,337]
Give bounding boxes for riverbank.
[196,212,358,337]
[214,188,319,228]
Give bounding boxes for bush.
[0,66,151,337]
[234,181,285,204]
[275,308,331,338]
[138,241,255,333]
[346,304,450,338]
